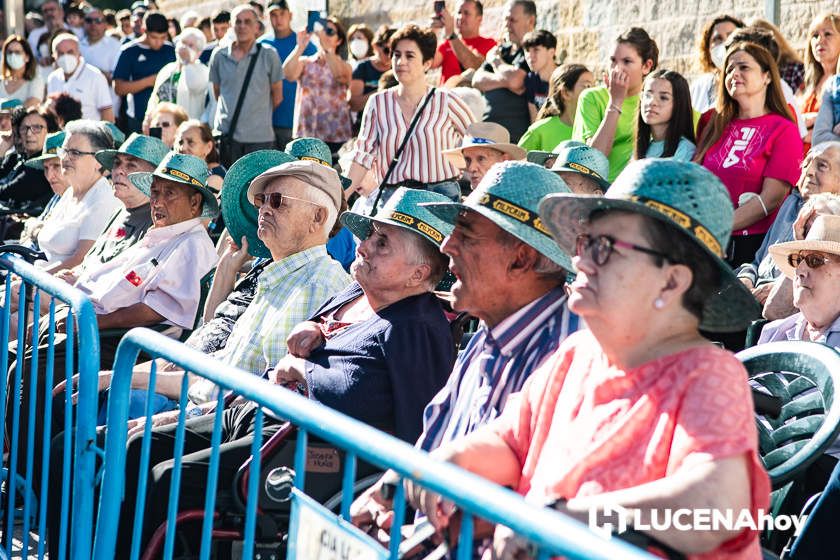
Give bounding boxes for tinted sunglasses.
[323,26,337,37]
[788,251,838,269]
[85,17,104,24]
[253,192,321,209]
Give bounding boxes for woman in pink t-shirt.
[696,42,803,266]
[407,160,768,560]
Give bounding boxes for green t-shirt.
[572,87,639,181]
[517,116,573,152]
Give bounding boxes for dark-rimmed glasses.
[57,147,97,159]
[575,233,670,267]
[788,251,838,270]
[253,192,321,210]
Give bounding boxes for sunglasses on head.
[253,192,321,210]
[788,251,838,270]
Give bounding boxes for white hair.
[180,10,200,29]
[449,86,487,122]
[231,4,260,20]
[51,32,79,53]
[304,187,338,236]
[801,192,840,218]
[175,27,206,53]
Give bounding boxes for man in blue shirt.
[349,161,580,533]
[260,1,316,150]
[113,11,176,133]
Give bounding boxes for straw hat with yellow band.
[421,161,574,272]
[129,152,219,218]
[285,137,352,190]
[538,158,761,332]
[340,187,454,249]
[769,214,840,279]
[25,131,66,171]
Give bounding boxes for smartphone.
[149,127,162,139]
[306,10,321,33]
[434,0,445,14]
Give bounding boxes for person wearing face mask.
[689,14,745,114]
[46,33,114,122]
[347,23,374,66]
[144,28,209,125]
[0,36,44,108]
[349,25,394,116]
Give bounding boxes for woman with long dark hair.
[518,63,593,152]
[634,69,695,161]
[695,42,802,266]
[0,35,44,108]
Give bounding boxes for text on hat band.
[629,195,723,257]
[162,167,203,187]
[477,192,552,238]
[382,211,444,243]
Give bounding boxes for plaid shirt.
[211,245,350,374]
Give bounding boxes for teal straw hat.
[103,122,127,147]
[285,137,352,190]
[526,140,586,167]
[25,131,66,170]
[220,149,296,258]
[340,187,454,248]
[422,161,574,271]
[0,98,22,113]
[549,143,611,191]
[129,152,219,218]
[95,132,170,170]
[538,158,761,332]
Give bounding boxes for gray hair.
[305,187,338,237]
[176,27,207,53]
[401,229,448,289]
[51,32,79,53]
[495,227,567,283]
[64,119,114,152]
[231,4,260,21]
[815,140,840,161]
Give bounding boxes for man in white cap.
[442,121,526,190]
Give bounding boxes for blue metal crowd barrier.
[0,253,100,560]
[94,328,654,560]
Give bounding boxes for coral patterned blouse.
[293,54,353,143]
[490,330,770,560]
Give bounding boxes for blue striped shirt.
[416,285,580,451]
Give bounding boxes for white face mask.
[56,53,78,75]
[349,39,369,60]
[6,53,25,71]
[710,43,727,70]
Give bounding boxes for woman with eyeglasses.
[283,16,353,161]
[349,26,395,114]
[408,160,768,559]
[144,102,188,149]
[0,35,45,108]
[0,107,57,215]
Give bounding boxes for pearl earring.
[654,297,665,309]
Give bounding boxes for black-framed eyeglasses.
[57,147,97,159]
[253,192,321,210]
[788,251,837,270]
[20,124,46,134]
[575,233,670,267]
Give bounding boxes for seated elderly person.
[738,142,840,304]
[547,141,611,195]
[17,131,69,247]
[109,188,457,558]
[441,122,526,191]
[408,160,769,558]
[351,161,581,537]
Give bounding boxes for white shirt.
[80,35,122,75]
[28,26,48,55]
[75,217,217,328]
[37,177,121,265]
[46,58,112,120]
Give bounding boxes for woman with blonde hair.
[144,102,188,148]
[797,13,840,150]
[695,42,802,266]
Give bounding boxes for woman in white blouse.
[0,35,45,108]
[348,24,474,206]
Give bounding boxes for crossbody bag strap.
[369,87,437,215]
[227,47,261,140]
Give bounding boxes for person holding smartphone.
[431,0,496,86]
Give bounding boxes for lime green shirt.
[517,116,573,152]
[572,87,639,181]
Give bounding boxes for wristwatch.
[448,32,458,41]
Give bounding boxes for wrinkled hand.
[126,408,182,439]
[286,321,324,358]
[52,370,112,402]
[752,282,774,305]
[605,68,629,104]
[350,478,395,536]
[405,479,455,531]
[268,354,307,388]
[219,236,251,273]
[793,207,815,240]
[739,276,754,290]
[491,525,533,560]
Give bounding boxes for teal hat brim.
[130,171,220,219]
[552,164,612,190]
[220,150,296,259]
[538,193,761,332]
[422,200,573,272]
[24,153,58,170]
[340,210,445,248]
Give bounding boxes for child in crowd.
[518,64,593,151]
[522,30,558,122]
[634,69,696,161]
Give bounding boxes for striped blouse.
[416,285,580,452]
[352,87,475,185]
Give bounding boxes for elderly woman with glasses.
[408,160,769,559]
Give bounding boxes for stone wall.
[160,0,838,79]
